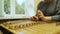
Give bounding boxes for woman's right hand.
[29,16,39,21]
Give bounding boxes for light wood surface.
[0,20,60,34]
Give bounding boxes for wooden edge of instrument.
[0,24,16,34]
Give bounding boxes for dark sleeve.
[51,8,60,21]
[51,0,60,21]
[37,1,44,11]
[52,15,60,21]
[52,10,60,21]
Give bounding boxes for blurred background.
[0,0,44,19]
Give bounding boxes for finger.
[30,17,35,21]
[33,16,39,20]
[29,17,34,21]
[30,16,39,21]
[37,11,44,16]
[37,10,43,15]
[29,17,32,20]
[33,16,37,19]
[36,10,41,16]
[30,16,37,21]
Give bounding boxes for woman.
[30,0,60,22]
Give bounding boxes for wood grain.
[0,20,60,34]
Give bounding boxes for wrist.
[41,16,52,23]
[40,16,45,20]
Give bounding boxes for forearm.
[41,16,52,23]
[41,15,60,22]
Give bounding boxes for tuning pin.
[26,24,29,27]
[15,25,19,29]
[28,24,30,26]
[32,23,34,25]
[25,24,28,27]
[31,23,33,26]
[19,25,21,28]
[34,23,36,25]
[29,24,31,26]
[20,25,23,28]
[22,24,25,28]
[30,23,33,26]
[9,25,14,30]
[24,24,26,27]
[26,24,28,27]
[36,23,38,24]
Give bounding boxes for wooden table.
[0,20,60,34]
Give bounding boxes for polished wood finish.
[0,20,60,34]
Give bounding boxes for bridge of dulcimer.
[0,20,60,34]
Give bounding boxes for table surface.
[0,20,60,34]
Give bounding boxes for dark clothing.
[37,0,60,21]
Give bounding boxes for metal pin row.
[9,22,40,30]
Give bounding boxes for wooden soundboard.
[0,20,60,34]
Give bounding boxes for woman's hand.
[29,16,39,21]
[37,10,45,19]
[37,10,52,23]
